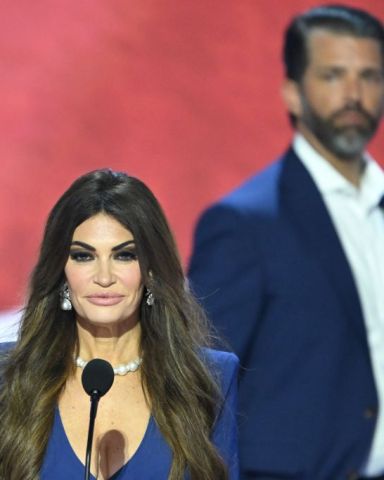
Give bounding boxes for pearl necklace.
[75,356,143,376]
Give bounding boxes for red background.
[1,0,383,310]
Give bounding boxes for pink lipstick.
[86,294,124,306]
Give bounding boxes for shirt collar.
[293,133,384,212]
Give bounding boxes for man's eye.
[321,71,340,81]
[361,70,384,83]
[114,250,137,261]
[69,251,93,262]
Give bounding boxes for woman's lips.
[86,294,124,306]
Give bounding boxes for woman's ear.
[281,79,303,119]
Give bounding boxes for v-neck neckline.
[55,407,154,479]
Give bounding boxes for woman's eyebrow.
[69,240,135,251]
[70,241,95,251]
[112,240,135,251]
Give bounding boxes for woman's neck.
[76,320,142,365]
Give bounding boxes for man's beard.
[300,97,382,160]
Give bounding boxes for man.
[188,5,384,480]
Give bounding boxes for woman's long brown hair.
[0,170,228,480]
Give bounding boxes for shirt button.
[363,407,377,419]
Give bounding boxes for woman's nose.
[93,260,116,286]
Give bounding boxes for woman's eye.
[114,250,137,261]
[69,251,93,262]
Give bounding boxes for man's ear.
[281,79,302,118]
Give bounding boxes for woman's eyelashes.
[69,248,138,262]
[69,250,93,262]
[113,249,138,261]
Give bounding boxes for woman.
[0,169,238,480]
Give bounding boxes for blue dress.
[39,348,239,479]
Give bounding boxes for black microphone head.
[81,358,114,397]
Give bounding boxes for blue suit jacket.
[188,149,377,479]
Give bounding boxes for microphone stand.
[81,358,114,480]
[84,390,101,480]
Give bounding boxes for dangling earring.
[60,282,72,311]
[145,288,154,306]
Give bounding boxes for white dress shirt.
[293,133,384,476]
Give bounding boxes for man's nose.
[344,76,363,104]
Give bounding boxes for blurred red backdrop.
[0,0,383,310]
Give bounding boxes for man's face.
[296,30,384,159]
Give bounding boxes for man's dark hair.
[284,4,384,82]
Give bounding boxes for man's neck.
[297,125,365,187]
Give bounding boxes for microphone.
[81,359,114,480]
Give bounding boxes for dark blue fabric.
[188,150,377,480]
[40,348,239,479]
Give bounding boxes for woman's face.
[64,213,144,329]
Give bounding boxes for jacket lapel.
[280,149,367,339]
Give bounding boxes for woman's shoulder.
[201,349,239,408]
[201,348,239,377]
